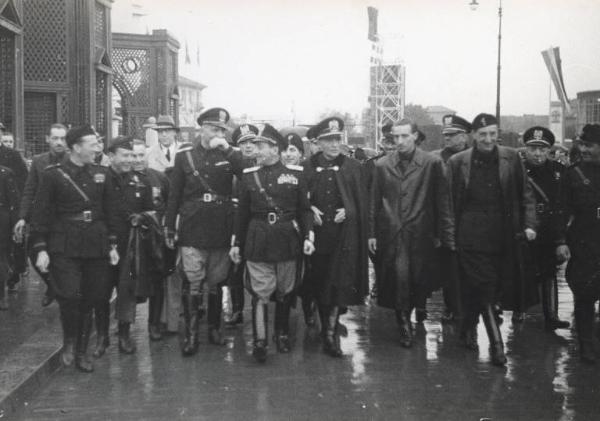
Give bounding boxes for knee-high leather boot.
[459,307,479,351]
[574,297,596,364]
[181,293,200,356]
[302,296,316,327]
[92,301,110,358]
[208,288,225,345]
[542,278,570,330]
[148,286,164,341]
[75,308,94,373]
[274,297,291,353]
[321,305,343,357]
[395,309,413,348]
[118,321,136,354]
[59,301,78,366]
[252,297,268,363]
[481,304,507,366]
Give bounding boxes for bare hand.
[229,246,241,264]
[109,247,120,266]
[311,206,323,226]
[36,251,50,273]
[334,208,346,224]
[556,245,570,263]
[303,240,315,255]
[13,219,26,244]
[524,228,536,241]
[368,238,377,254]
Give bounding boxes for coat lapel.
[498,146,510,191]
[460,149,472,189]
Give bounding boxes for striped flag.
[368,7,378,42]
[541,47,571,114]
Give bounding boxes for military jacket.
[138,168,169,218]
[108,168,154,240]
[235,161,312,263]
[0,144,28,193]
[0,166,20,232]
[165,143,244,249]
[31,159,119,258]
[19,151,66,221]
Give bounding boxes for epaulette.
[243,166,260,173]
[285,164,303,171]
[44,163,61,171]
[177,142,193,152]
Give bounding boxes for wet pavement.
[14,280,600,421]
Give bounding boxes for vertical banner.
[541,47,571,114]
[368,6,378,42]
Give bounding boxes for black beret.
[471,113,498,131]
[253,123,285,148]
[580,124,600,145]
[107,135,134,153]
[312,117,344,140]
[197,107,230,129]
[442,114,471,134]
[282,133,304,155]
[232,124,259,144]
[66,125,97,148]
[523,126,555,147]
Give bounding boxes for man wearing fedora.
[165,107,244,356]
[147,115,180,173]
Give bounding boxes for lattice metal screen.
[94,1,106,48]
[23,0,67,83]
[24,92,56,157]
[0,28,14,131]
[96,72,107,137]
[112,48,151,108]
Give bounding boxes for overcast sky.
[112,0,600,124]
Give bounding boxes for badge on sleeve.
[94,173,105,183]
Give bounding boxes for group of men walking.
[2,106,599,372]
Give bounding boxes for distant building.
[426,106,455,125]
[500,114,548,134]
[178,75,205,128]
[576,90,600,131]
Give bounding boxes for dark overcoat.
[303,153,369,306]
[447,146,538,310]
[369,148,454,309]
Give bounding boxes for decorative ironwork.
[0,28,15,131]
[112,47,151,107]
[59,94,69,124]
[23,0,67,83]
[24,92,56,157]
[95,72,107,137]
[94,1,107,48]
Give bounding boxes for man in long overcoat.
[303,117,369,358]
[368,118,454,348]
[447,113,537,366]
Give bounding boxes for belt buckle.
[536,203,545,213]
[597,207,600,219]
[267,212,277,225]
[203,193,213,202]
[83,210,92,222]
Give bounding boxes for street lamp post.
[470,0,503,126]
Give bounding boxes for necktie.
[165,148,171,162]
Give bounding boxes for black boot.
[75,309,94,373]
[208,290,225,346]
[481,304,507,366]
[511,311,525,324]
[542,278,570,330]
[225,284,244,327]
[302,297,316,327]
[415,308,428,324]
[274,298,291,353]
[59,302,78,367]
[321,305,343,357]
[252,298,268,363]
[441,308,455,324]
[181,294,200,356]
[148,290,164,341]
[395,310,413,348]
[574,297,596,364]
[118,322,136,354]
[92,302,110,358]
[459,310,479,351]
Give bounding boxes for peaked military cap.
[442,114,471,134]
[232,124,259,144]
[253,124,284,148]
[312,117,344,140]
[152,115,179,131]
[282,132,304,154]
[523,126,555,147]
[471,113,498,131]
[107,135,134,153]
[197,107,230,130]
[66,124,97,148]
[580,124,600,145]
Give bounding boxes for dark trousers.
[459,251,502,325]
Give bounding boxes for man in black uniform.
[132,139,170,340]
[0,166,19,310]
[225,124,260,327]
[432,114,471,164]
[0,121,27,192]
[230,124,314,362]
[522,126,570,330]
[31,125,119,373]
[304,117,369,358]
[557,124,600,363]
[165,107,244,356]
[14,123,68,307]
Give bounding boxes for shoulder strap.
[252,171,282,214]
[527,177,550,204]
[574,166,591,186]
[56,168,91,203]
[185,150,215,193]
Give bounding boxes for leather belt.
[252,212,295,225]
[62,210,98,222]
[195,193,230,204]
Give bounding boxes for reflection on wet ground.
[18,282,600,421]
